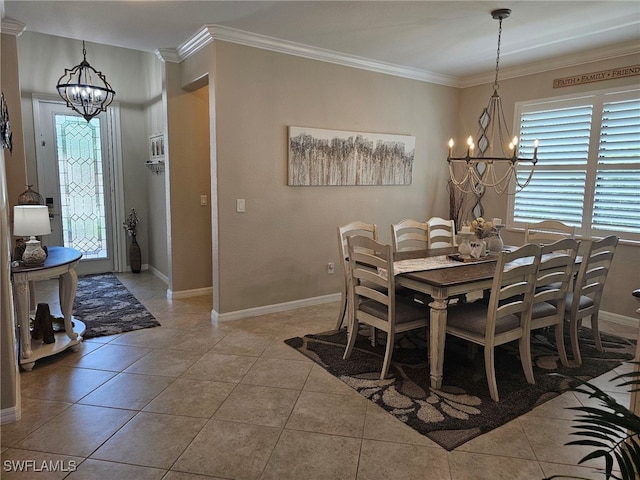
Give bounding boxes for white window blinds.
[511,89,640,242]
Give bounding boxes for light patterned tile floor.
[1,271,637,479]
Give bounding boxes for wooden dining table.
[392,246,506,390]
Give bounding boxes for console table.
[11,246,86,371]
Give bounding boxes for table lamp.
[13,205,51,266]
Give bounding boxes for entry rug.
[285,327,634,450]
[73,273,160,339]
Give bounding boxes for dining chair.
[343,235,430,379]
[445,243,541,402]
[529,238,579,367]
[524,220,575,244]
[391,219,429,252]
[565,235,619,365]
[426,217,458,248]
[335,221,378,330]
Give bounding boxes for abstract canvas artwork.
[288,126,415,186]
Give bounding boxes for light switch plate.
[237,199,246,212]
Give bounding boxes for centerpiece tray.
[447,253,498,263]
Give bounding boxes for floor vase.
[129,234,141,273]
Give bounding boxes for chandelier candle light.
[56,41,115,122]
[447,8,538,195]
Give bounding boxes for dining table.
[392,246,499,390]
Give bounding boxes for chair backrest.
[533,238,580,311]
[391,219,429,252]
[571,235,619,316]
[426,217,457,248]
[486,243,541,338]
[337,221,378,276]
[524,220,575,244]
[347,235,395,324]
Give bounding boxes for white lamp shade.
[13,205,52,237]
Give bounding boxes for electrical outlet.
[327,262,335,274]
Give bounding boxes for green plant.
[545,361,640,480]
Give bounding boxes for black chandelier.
[56,41,115,122]
[447,9,538,195]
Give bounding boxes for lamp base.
[22,237,47,266]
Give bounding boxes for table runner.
[377,254,495,278]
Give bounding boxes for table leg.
[59,270,78,340]
[429,294,448,390]
[13,277,33,359]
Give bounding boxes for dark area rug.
[73,273,160,339]
[285,326,635,451]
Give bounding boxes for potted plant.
[545,363,640,480]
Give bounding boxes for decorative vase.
[129,234,141,273]
[457,232,473,257]
[470,238,487,259]
[488,225,504,253]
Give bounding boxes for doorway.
[33,96,124,275]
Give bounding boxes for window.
[509,88,640,243]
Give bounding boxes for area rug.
[73,273,160,339]
[285,326,635,451]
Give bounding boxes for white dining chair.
[391,219,429,252]
[426,217,457,248]
[335,221,378,330]
[444,243,541,401]
[530,238,579,367]
[566,235,619,365]
[524,220,575,244]
[343,235,430,379]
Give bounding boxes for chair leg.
[343,319,359,360]
[334,288,347,330]
[591,313,603,352]
[554,323,569,367]
[519,335,534,385]
[380,331,394,379]
[485,346,499,402]
[570,316,582,365]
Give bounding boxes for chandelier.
[447,9,538,195]
[56,41,115,122]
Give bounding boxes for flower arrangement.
[470,217,495,239]
[123,208,139,236]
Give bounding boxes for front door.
[35,99,116,275]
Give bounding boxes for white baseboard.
[600,310,639,329]
[148,265,168,284]
[212,293,341,322]
[1,405,21,425]
[168,286,214,300]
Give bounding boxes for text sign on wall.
[553,65,640,88]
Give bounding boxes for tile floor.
[1,271,637,479]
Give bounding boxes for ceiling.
[3,1,640,85]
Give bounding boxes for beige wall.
[1,32,23,420]
[458,53,640,319]
[164,60,212,293]
[177,41,459,313]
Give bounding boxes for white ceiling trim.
[460,40,640,88]
[1,17,26,36]
[158,24,459,87]
[156,23,640,89]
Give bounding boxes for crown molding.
[168,23,640,89]
[171,24,458,86]
[155,48,180,63]
[1,17,26,36]
[459,40,640,88]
